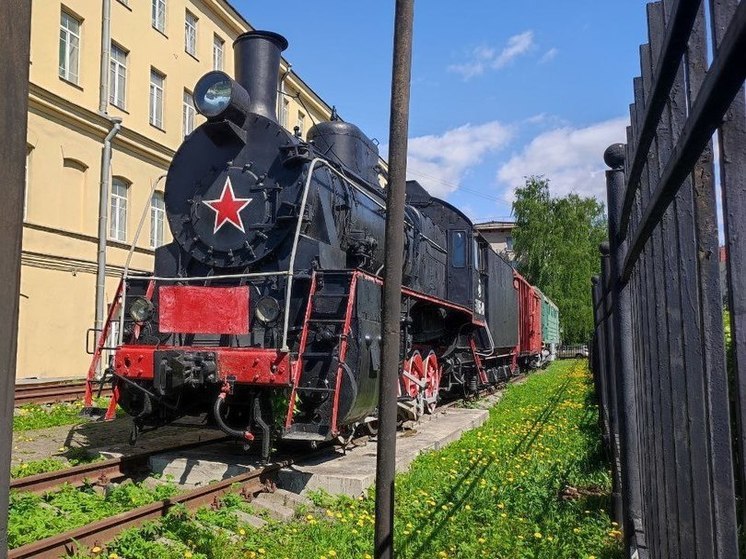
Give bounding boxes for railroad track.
[9,459,288,559]
[13,380,88,406]
[10,434,229,495]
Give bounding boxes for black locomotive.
[107,31,526,458]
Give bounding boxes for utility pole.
[374,1,414,558]
[0,0,32,556]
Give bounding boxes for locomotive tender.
[106,30,555,458]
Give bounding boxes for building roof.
[474,221,517,231]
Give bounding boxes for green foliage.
[80,360,620,559]
[7,480,179,549]
[10,458,68,479]
[512,176,607,343]
[13,396,121,432]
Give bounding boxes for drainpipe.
[99,0,112,113]
[94,118,122,375]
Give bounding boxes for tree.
[512,176,607,343]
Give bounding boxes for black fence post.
[0,1,32,556]
[604,144,647,558]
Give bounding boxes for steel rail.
[13,380,87,406]
[8,458,291,559]
[10,434,229,495]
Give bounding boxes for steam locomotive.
[104,30,557,458]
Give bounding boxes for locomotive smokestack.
[233,30,288,122]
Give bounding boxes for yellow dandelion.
[534,532,542,539]
[239,528,246,536]
[91,547,102,555]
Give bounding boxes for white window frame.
[182,89,195,137]
[150,191,165,248]
[280,98,290,129]
[149,69,165,129]
[185,11,198,56]
[59,10,81,84]
[24,146,32,220]
[152,0,166,33]
[212,34,224,71]
[110,178,129,242]
[296,111,305,137]
[109,43,127,109]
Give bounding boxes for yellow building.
[20,0,333,379]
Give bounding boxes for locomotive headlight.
[129,297,154,323]
[255,296,280,324]
[194,71,251,122]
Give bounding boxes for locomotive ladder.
[284,271,358,440]
[83,278,124,411]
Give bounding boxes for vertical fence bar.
[0,1,31,556]
[711,0,746,532]
[687,5,739,557]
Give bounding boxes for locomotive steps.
[148,405,490,497]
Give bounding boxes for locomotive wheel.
[423,352,441,414]
[401,352,425,399]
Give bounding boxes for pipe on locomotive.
[233,30,288,121]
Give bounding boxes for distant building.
[474,221,517,262]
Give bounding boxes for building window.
[212,34,224,70]
[185,11,198,56]
[110,178,128,241]
[109,43,127,109]
[150,191,165,248]
[183,90,195,137]
[59,10,81,83]
[152,0,166,33]
[296,111,305,137]
[280,98,289,129]
[149,69,165,129]
[506,235,513,251]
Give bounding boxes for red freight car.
[514,271,543,369]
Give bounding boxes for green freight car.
[537,290,560,363]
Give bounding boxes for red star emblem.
[202,177,252,234]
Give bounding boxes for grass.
[69,359,621,559]
[13,396,120,432]
[8,480,180,549]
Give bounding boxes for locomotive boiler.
[105,30,533,458]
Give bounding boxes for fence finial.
[604,143,626,170]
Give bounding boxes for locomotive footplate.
[114,345,293,386]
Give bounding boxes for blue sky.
[235,1,649,222]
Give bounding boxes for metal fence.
[590,1,746,558]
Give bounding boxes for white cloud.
[497,117,629,203]
[448,31,535,79]
[405,121,514,198]
[539,47,559,63]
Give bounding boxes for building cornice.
[23,221,156,257]
[29,83,175,167]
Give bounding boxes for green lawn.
[88,359,622,559]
